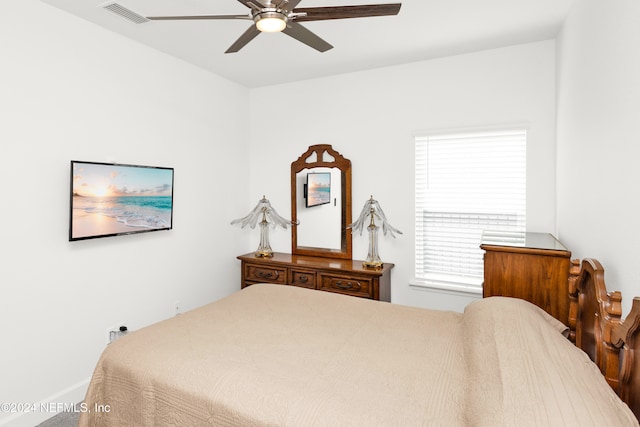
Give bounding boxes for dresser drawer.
[244,264,287,284]
[237,253,394,301]
[291,269,316,289]
[319,274,372,298]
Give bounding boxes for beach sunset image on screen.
[70,161,174,241]
[306,172,331,208]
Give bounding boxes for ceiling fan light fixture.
[254,11,287,33]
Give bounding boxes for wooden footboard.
[570,258,640,420]
[570,259,623,390]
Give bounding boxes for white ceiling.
[41,0,575,88]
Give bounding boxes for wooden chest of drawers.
[238,252,394,302]
[480,232,572,326]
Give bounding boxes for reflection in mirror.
[296,168,342,250]
[291,145,352,260]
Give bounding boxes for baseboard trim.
[0,377,90,427]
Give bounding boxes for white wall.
[0,2,249,426]
[556,0,640,315]
[249,41,557,311]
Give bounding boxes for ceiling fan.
[146,0,402,53]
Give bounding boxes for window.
[414,129,526,294]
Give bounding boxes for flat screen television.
[305,172,331,208]
[69,160,174,241]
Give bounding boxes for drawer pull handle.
[334,281,354,290]
[257,270,279,280]
[298,275,309,283]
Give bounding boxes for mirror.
[291,145,352,259]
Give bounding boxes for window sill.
[410,276,483,297]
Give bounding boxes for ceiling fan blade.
[293,3,401,22]
[225,25,261,53]
[147,14,250,21]
[282,22,333,52]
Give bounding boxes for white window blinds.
[414,129,526,292]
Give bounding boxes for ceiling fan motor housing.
[253,8,289,32]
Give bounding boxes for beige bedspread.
[79,284,638,426]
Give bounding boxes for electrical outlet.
[174,301,181,316]
[106,321,126,345]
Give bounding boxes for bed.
[78,258,640,426]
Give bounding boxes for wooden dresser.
[480,232,572,326]
[237,252,394,302]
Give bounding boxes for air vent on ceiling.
[102,2,149,24]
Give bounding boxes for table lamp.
[231,196,295,258]
[348,196,402,269]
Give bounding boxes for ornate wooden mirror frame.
[291,145,352,259]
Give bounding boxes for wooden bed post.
[613,297,640,419]
[603,291,623,390]
[568,258,581,343]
